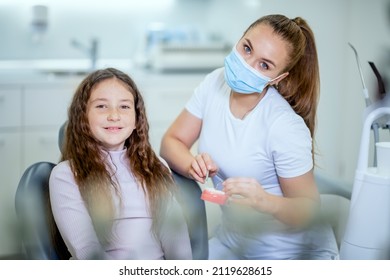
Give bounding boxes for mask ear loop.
[266,72,289,89]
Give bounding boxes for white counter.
[0,59,130,84]
[0,58,209,86]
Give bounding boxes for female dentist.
[160,14,338,260]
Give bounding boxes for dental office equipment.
[368,61,390,166]
[205,169,209,183]
[339,44,390,260]
[71,38,99,71]
[200,174,228,205]
[348,43,371,107]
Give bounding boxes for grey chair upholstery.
[15,122,209,259]
[171,170,208,259]
[15,161,59,259]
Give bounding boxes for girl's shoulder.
[52,160,71,171]
[50,160,73,179]
[49,160,78,193]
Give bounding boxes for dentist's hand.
[189,153,218,184]
[223,177,277,214]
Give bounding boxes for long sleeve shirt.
[49,149,192,260]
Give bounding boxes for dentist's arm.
[160,109,215,183]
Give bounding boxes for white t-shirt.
[185,68,338,259]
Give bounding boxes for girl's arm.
[49,163,111,259]
[158,197,193,259]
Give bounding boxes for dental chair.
[14,122,209,260]
[315,174,352,249]
[14,161,59,259]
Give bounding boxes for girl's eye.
[121,105,130,109]
[96,104,107,109]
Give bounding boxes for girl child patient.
[49,67,192,260]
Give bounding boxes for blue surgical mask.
[224,45,273,94]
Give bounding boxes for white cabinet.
[0,132,22,257]
[0,87,22,127]
[23,86,73,127]
[0,132,22,200]
[23,129,63,169]
[0,87,23,257]
[22,84,75,169]
[0,81,77,257]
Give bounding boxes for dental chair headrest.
[58,122,67,154]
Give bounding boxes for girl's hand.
[188,153,218,184]
[223,177,277,214]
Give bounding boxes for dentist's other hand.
[223,177,277,214]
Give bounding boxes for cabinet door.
[22,129,62,171]
[23,85,74,127]
[141,76,202,123]
[0,132,22,256]
[0,87,22,128]
[140,75,204,152]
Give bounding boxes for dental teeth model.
[201,188,228,205]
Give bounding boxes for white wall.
[340,0,390,183]
[0,0,264,60]
[0,0,389,187]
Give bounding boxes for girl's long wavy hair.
[51,68,175,256]
[244,15,320,158]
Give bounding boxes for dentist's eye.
[243,44,251,54]
[259,62,269,70]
